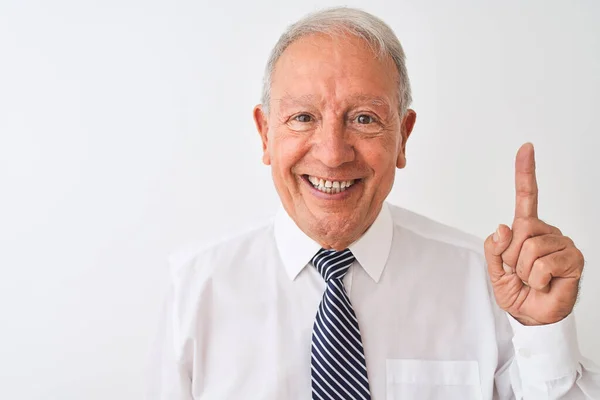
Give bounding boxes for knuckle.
[575,247,584,262]
[516,261,529,280]
[572,248,585,269]
[532,257,548,273]
[547,235,562,249]
[515,182,536,196]
[484,235,495,253]
[501,250,519,269]
[562,235,574,247]
[522,237,539,254]
[530,277,547,291]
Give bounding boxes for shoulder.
[387,202,485,256]
[167,219,275,285]
[386,204,497,309]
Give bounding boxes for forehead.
[270,32,399,109]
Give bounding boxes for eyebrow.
[351,94,390,107]
[274,94,317,108]
[274,94,392,109]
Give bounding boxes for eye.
[350,113,383,135]
[287,113,316,132]
[356,114,375,124]
[294,114,312,123]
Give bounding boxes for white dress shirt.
[147,202,600,399]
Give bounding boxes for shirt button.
[519,348,531,358]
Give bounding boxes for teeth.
[306,176,356,194]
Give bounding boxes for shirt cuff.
[507,312,582,382]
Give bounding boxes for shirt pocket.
[386,359,482,400]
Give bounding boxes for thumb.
[484,224,513,282]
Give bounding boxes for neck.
[304,204,383,251]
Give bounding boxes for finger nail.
[503,263,514,274]
[492,226,500,242]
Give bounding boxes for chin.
[315,209,361,231]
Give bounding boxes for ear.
[253,104,271,165]
[396,109,417,169]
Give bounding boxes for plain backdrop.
[1,0,599,398]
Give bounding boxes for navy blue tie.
[310,248,371,400]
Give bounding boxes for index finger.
[514,142,538,219]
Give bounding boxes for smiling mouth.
[302,175,359,194]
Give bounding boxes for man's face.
[254,33,416,249]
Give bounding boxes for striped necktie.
[310,248,371,400]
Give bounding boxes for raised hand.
[483,143,584,326]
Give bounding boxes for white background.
[1,0,598,398]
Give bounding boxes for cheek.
[270,133,308,174]
[360,140,398,176]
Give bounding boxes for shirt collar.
[274,202,394,282]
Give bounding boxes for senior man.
[148,7,600,399]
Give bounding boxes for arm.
[507,313,600,399]
[146,272,194,400]
[493,305,600,398]
[483,143,600,398]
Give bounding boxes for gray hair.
[261,7,412,117]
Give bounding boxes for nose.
[312,119,355,168]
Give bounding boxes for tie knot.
[312,248,355,282]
